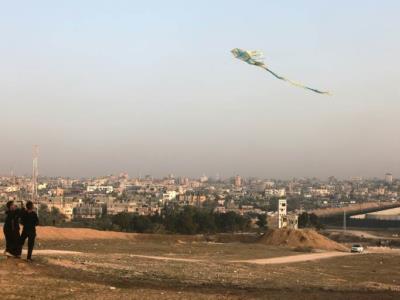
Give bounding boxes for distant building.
[74,204,103,219]
[385,173,393,184]
[55,187,64,196]
[106,202,137,215]
[234,175,242,187]
[199,175,208,183]
[162,191,177,203]
[265,188,286,197]
[5,186,18,193]
[86,185,114,194]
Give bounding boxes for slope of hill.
[0,226,135,241]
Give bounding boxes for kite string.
[260,65,330,95]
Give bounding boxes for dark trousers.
[3,229,20,256]
[20,231,36,259]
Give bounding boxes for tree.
[298,212,310,228]
[256,214,268,231]
[112,212,133,232]
[215,211,250,232]
[131,215,154,233]
[176,207,198,234]
[193,209,216,233]
[38,204,66,226]
[298,212,323,229]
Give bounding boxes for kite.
[231,48,330,95]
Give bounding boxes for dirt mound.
[0,227,205,243]
[37,227,137,240]
[259,229,348,252]
[0,227,135,241]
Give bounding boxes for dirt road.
[126,252,354,265]
[232,251,352,265]
[2,249,82,256]
[5,248,399,265]
[2,249,353,264]
[129,254,202,262]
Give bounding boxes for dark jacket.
[3,209,21,234]
[20,210,39,234]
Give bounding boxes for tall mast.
[32,145,39,208]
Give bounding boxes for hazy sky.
[1,1,400,179]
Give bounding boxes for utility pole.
[32,145,39,214]
[343,208,347,232]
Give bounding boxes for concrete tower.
[278,199,287,229]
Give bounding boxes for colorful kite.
[231,48,330,95]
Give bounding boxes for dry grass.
[0,229,399,299]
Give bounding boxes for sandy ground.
[1,232,400,299]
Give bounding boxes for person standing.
[20,201,39,261]
[3,200,22,257]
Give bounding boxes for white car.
[351,244,364,253]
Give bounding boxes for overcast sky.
[1,0,399,179]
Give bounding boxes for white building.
[265,188,286,197]
[162,191,177,202]
[86,185,114,194]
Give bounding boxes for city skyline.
[0,158,396,182]
[1,1,400,178]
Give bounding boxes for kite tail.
[261,65,330,95]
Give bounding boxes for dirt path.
[128,254,202,262]
[232,251,352,265]
[1,249,82,256]
[7,248,399,265]
[2,249,354,264]
[127,252,355,265]
[4,249,354,264]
